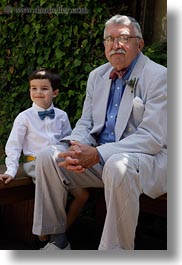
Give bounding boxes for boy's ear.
[53,89,59,98]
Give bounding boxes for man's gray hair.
[104,15,143,38]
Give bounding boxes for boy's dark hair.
[29,68,61,91]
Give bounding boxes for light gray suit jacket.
[65,52,167,198]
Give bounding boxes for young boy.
[0,68,89,245]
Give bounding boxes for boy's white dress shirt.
[5,103,72,178]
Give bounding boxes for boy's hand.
[0,174,13,184]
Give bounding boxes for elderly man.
[32,15,167,250]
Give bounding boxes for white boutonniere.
[125,77,139,93]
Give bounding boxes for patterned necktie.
[38,109,55,120]
[109,68,127,80]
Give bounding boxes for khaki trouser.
[32,144,142,250]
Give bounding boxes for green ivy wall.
[0,0,166,149]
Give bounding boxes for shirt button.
[117,87,120,90]
[115,104,118,107]
[128,127,132,133]
[110,115,113,119]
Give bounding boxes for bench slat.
[140,193,167,217]
[0,164,167,216]
[0,164,35,204]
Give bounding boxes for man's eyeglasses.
[104,35,141,45]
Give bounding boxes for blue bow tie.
[38,109,55,120]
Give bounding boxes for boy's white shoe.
[41,242,71,250]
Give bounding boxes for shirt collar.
[111,53,140,81]
[32,102,54,112]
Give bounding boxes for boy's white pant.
[32,145,142,250]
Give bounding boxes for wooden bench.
[0,164,167,214]
[0,164,167,249]
[0,164,167,215]
[90,188,167,230]
[0,164,35,249]
[0,165,35,204]
[140,192,167,217]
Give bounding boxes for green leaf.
[73,59,81,67]
[23,24,30,34]
[73,25,78,35]
[64,39,71,47]
[55,49,65,60]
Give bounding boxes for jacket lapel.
[92,67,112,132]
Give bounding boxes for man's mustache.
[109,49,126,56]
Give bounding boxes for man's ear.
[138,39,144,50]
